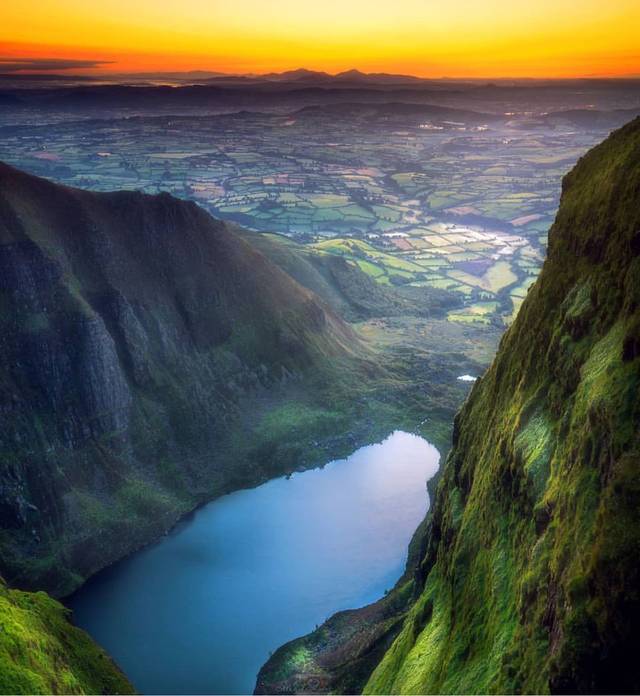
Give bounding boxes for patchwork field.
[0,104,616,326]
[310,225,539,325]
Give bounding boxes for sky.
[1,0,639,78]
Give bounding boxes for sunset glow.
[1,0,639,77]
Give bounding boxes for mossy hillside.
[363,117,640,694]
[256,118,640,695]
[0,579,132,695]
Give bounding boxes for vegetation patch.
[0,580,132,695]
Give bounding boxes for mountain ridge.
[0,160,389,597]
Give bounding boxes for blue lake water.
[68,430,440,694]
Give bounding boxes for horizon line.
[2,67,640,82]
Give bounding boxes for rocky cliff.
[0,162,374,596]
[257,118,640,694]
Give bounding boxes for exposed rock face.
[257,118,640,694]
[0,162,356,595]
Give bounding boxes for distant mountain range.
[0,69,638,117]
[207,68,434,87]
[0,68,459,89]
[5,68,640,91]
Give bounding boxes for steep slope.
[257,118,640,694]
[0,578,132,694]
[233,229,461,321]
[0,162,382,596]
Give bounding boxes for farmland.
[0,101,626,327]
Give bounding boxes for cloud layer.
[0,58,112,72]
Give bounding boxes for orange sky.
[1,0,639,78]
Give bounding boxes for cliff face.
[0,162,362,596]
[365,116,640,695]
[257,118,640,694]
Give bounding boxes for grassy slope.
[364,117,640,694]
[0,579,132,694]
[257,118,640,694]
[232,229,461,322]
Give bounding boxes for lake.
[68,430,440,694]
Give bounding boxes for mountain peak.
[335,68,366,78]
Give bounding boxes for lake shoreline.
[63,411,444,604]
[68,431,440,695]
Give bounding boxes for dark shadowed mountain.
[0,162,372,596]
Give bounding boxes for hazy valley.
[0,71,638,695]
